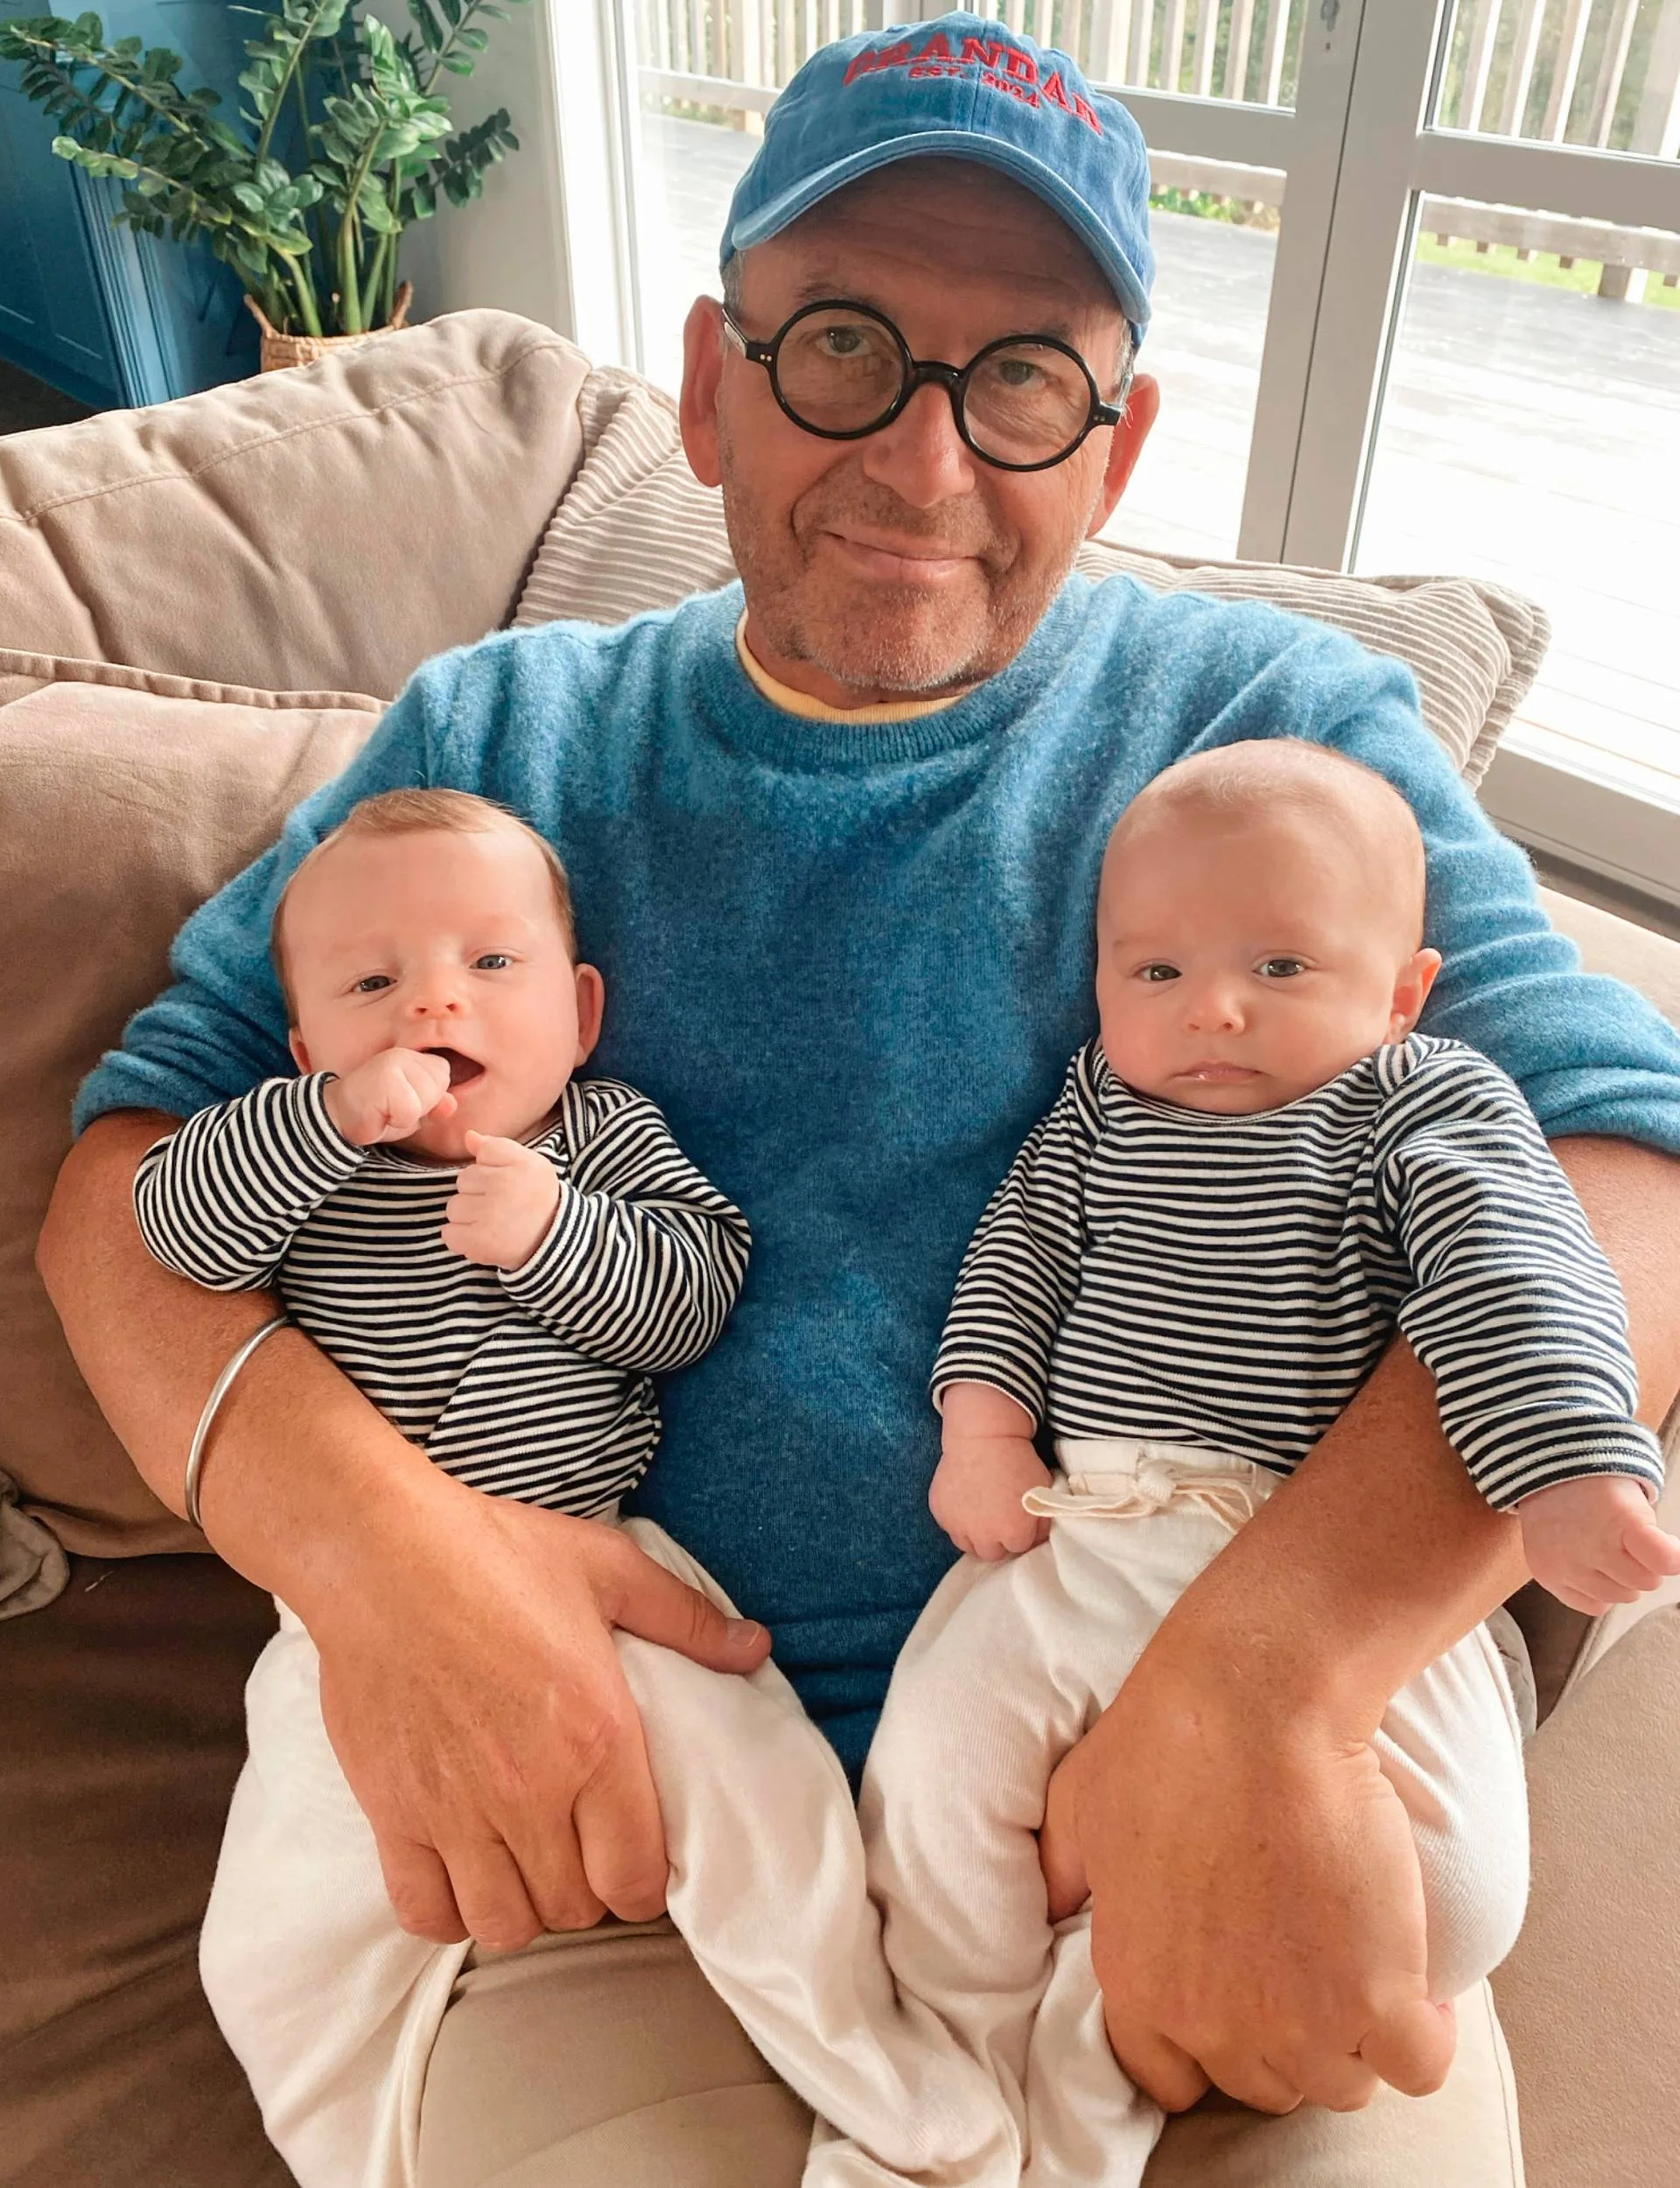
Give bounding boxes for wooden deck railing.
[634,0,1680,292]
[633,0,1310,106]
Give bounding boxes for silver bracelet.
[185,1315,291,1531]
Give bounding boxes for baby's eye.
[353,974,393,994]
[473,953,513,971]
[1258,957,1307,978]
[1137,963,1180,984]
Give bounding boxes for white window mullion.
[1233,0,1386,562]
[1273,0,1446,572]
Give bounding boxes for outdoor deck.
[637,108,1680,804]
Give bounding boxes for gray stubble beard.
[718,427,1081,699]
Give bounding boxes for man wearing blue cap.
[44,11,1680,2187]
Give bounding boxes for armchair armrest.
[1491,1609,1680,2187]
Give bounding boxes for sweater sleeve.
[132,1074,366,1290]
[500,1086,751,1374]
[1291,635,1680,1156]
[1377,1046,1666,1510]
[929,1043,1104,1426]
[74,653,463,1136]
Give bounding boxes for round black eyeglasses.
[721,298,1131,473]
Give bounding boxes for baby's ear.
[288,1028,312,1074]
[573,962,606,1064]
[1390,947,1444,1038]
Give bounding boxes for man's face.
[682,161,1158,704]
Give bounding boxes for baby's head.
[274,789,603,1161]
[1096,740,1441,1114]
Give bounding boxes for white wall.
[399,0,614,351]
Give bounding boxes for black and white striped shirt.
[933,1034,1662,1511]
[136,1074,751,1517]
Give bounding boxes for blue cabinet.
[0,2,262,405]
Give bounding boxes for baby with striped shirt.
[134,789,1026,2188]
[812,739,1680,2187]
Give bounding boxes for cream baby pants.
[806,1436,1531,2188]
[199,1515,1016,2188]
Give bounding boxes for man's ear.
[573,963,606,1065]
[679,297,726,489]
[1389,947,1443,1039]
[1086,371,1160,539]
[288,1028,312,1073]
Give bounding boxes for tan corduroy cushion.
[1,677,381,1555]
[0,311,590,701]
[514,369,1546,785]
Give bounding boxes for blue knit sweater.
[79,577,1680,1774]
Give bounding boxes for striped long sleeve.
[503,1083,752,1374]
[1375,1047,1664,1509]
[134,1074,364,1289]
[930,1046,1103,1426]
[132,1072,750,1517]
[929,1034,1662,1510]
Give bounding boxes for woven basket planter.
[245,284,414,372]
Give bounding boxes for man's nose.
[859,380,977,508]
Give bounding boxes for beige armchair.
[1,311,1675,2188]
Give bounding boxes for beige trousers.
[816,1438,1530,2185]
[206,1459,1529,2188]
[200,1519,1011,2188]
[412,1443,1530,2188]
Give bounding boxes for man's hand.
[441,1131,561,1270]
[930,1382,1053,1560]
[324,1047,456,1147]
[1518,1472,1680,1616]
[1039,1652,1455,2118]
[314,1475,772,1951]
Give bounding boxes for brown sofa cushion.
[0,311,589,701]
[0,1553,286,2188]
[1,677,379,1555]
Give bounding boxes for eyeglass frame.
[719,298,1134,474]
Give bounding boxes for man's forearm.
[36,1111,444,1619]
[1140,1133,1680,1736]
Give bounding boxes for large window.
[573,0,1680,908]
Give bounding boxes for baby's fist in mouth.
[442,1130,562,1270]
[324,1047,457,1147]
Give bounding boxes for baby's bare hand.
[930,1434,1054,1561]
[442,1131,562,1271]
[1518,1473,1680,1616]
[325,1048,457,1147]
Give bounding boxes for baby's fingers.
[1628,1511,1680,1566]
[464,1131,528,1166]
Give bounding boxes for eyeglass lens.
[772,305,1096,466]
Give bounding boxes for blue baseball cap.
[720,10,1154,343]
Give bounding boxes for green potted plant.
[0,0,528,367]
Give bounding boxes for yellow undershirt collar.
[735,614,969,725]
